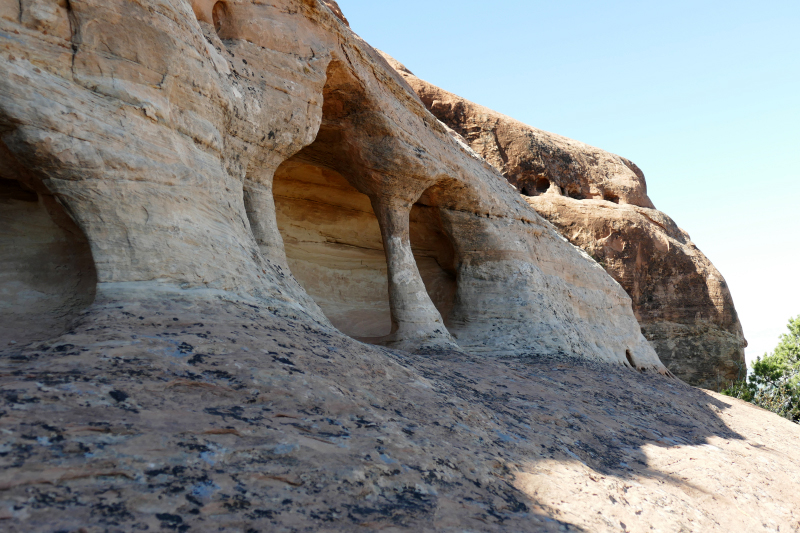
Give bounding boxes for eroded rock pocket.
[0,173,97,347]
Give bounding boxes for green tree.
[721,315,800,423]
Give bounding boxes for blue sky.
[338,0,800,364]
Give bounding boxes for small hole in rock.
[212,1,228,35]
[534,177,550,194]
[625,349,635,368]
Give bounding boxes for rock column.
[370,196,459,352]
[243,175,290,272]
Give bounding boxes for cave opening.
[410,193,458,327]
[271,161,460,342]
[0,163,98,347]
[268,59,458,344]
[534,177,550,194]
[272,158,392,340]
[603,191,620,204]
[268,58,392,341]
[520,177,551,197]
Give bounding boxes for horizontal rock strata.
[385,56,746,388]
[0,0,664,369]
[0,2,788,532]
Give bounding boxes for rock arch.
[264,59,459,351]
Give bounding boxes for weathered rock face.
[0,0,664,369]
[386,57,746,389]
[1,2,791,532]
[1,295,799,532]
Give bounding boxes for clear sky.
[338,0,800,365]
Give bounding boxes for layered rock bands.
[0,0,665,370]
[0,2,786,532]
[384,56,746,389]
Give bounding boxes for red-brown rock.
[385,54,747,389]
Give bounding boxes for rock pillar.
[370,196,459,352]
[243,175,290,272]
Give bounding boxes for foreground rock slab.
[0,295,797,532]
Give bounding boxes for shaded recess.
[212,1,228,35]
[270,59,457,343]
[273,159,392,339]
[410,196,458,327]
[0,149,97,347]
[272,158,458,342]
[521,177,550,197]
[565,184,585,200]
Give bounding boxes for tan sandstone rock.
[0,0,664,369]
[0,2,791,532]
[385,55,747,389]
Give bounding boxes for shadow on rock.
[0,295,793,532]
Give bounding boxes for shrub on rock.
[723,316,800,422]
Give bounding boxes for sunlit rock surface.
[384,55,747,389]
[0,1,792,531]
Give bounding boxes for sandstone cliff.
[0,2,794,532]
[0,0,664,369]
[385,56,747,389]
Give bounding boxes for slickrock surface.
[0,1,793,531]
[0,293,798,532]
[386,56,747,389]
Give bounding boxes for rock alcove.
[271,60,458,345]
[0,149,97,347]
